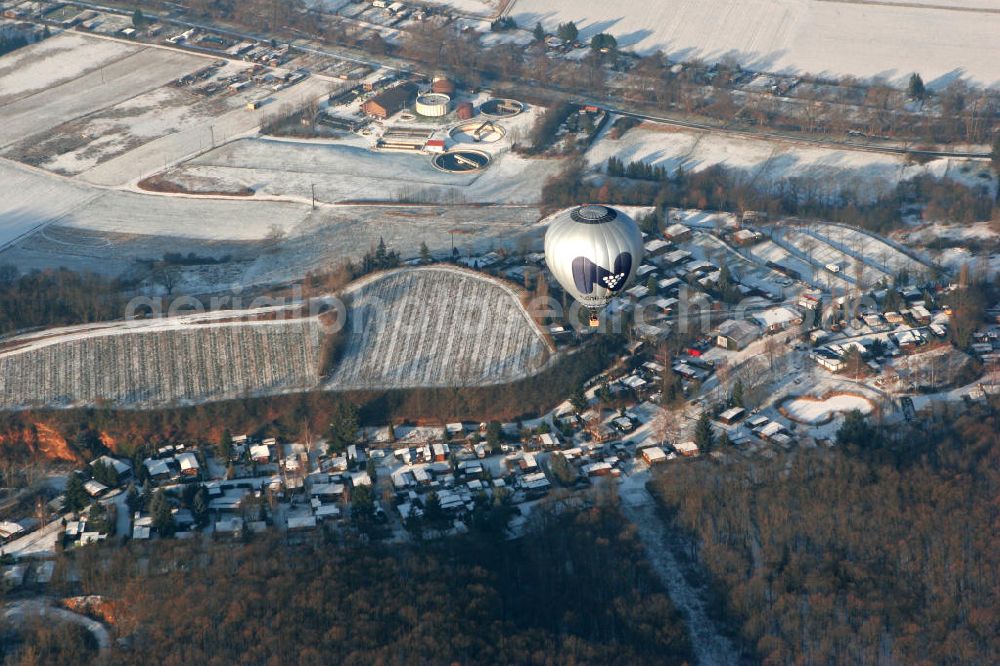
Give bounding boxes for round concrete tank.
[415,93,451,117]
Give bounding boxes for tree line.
[0,267,126,336]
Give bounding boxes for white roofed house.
[249,443,271,464]
[83,480,108,498]
[143,458,173,482]
[754,306,803,334]
[663,223,692,243]
[176,452,200,477]
[90,455,132,481]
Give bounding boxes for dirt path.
[618,475,743,666]
[2,598,111,657]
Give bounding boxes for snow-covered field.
[0,267,551,408]
[77,77,333,187]
[779,227,891,287]
[0,31,138,106]
[0,319,322,409]
[0,45,204,151]
[0,160,101,249]
[12,60,264,177]
[172,135,561,204]
[411,0,499,16]
[783,393,873,423]
[587,123,990,203]
[0,158,311,243]
[512,0,1000,86]
[329,267,551,389]
[803,224,932,279]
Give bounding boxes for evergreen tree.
[217,429,233,461]
[419,242,432,264]
[125,483,140,514]
[693,411,716,453]
[192,486,209,528]
[533,22,545,42]
[907,73,926,101]
[485,421,502,454]
[556,21,578,42]
[422,491,448,532]
[131,8,146,29]
[569,384,588,412]
[63,474,88,513]
[150,489,175,537]
[351,484,375,532]
[731,379,744,408]
[326,399,359,454]
[590,33,617,52]
[91,460,120,488]
[87,501,112,535]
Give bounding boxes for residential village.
[4,201,999,591]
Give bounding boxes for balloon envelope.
[544,205,645,311]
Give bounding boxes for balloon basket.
[588,313,600,328]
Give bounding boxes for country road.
[618,473,744,666]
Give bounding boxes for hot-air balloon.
[544,204,644,327]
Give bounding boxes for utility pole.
[311,183,316,210]
[210,125,215,148]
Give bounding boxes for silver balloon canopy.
[544,205,645,318]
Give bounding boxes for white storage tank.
[415,92,450,117]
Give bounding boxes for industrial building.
[362,82,418,119]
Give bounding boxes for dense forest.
[0,268,125,336]
[32,499,692,665]
[651,405,1000,665]
[1,620,98,665]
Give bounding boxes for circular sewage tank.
[449,120,506,144]
[480,97,524,118]
[415,93,451,117]
[433,149,491,173]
